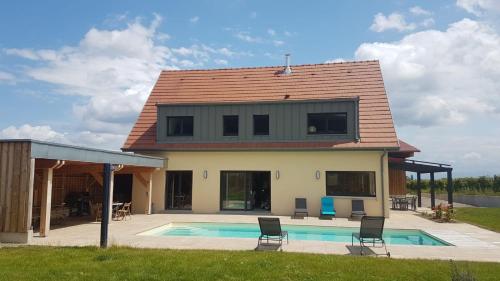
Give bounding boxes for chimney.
[283,54,292,75]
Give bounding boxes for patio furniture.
[93,203,102,222]
[112,202,123,220]
[351,200,366,220]
[351,216,390,257]
[391,196,409,211]
[320,197,336,218]
[294,198,308,218]
[257,217,288,248]
[117,202,132,220]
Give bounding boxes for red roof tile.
[123,60,399,151]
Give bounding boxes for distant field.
[0,247,500,281]
[455,207,500,232]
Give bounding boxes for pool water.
[139,222,450,246]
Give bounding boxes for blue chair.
[321,196,336,217]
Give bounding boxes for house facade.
[123,60,405,218]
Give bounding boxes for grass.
[455,207,500,233]
[0,247,500,281]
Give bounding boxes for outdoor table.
[112,202,123,220]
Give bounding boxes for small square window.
[253,115,269,135]
[167,116,194,136]
[223,115,239,136]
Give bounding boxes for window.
[223,115,239,136]
[167,116,193,136]
[326,171,376,197]
[253,115,269,135]
[307,113,347,134]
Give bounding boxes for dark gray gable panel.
[157,99,358,144]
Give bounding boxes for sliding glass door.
[220,171,270,211]
[166,171,193,210]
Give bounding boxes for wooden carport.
[0,139,164,244]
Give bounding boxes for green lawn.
[1,247,500,281]
[455,207,500,232]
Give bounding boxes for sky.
[0,0,499,177]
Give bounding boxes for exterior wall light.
[275,170,280,180]
[203,170,208,179]
[315,170,321,180]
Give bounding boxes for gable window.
[167,116,193,136]
[326,171,376,197]
[307,113,347,134]
[253,115,269,135]
[223,115,239,136]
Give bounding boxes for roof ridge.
[161,60,380,73]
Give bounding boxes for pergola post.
[100,163,112,248]
[39,168,54,237]
[416,172,422,208]
[430,172,436,209]
[447,170,453,205]
[147,172,153,215]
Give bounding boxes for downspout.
[380,149,387,217]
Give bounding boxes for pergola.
[0,139,165,246]
[389,158,453,209]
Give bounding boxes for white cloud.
[273,40,284,47]
[410,6,432,16]
[267,29,276,36]
[0,71,15,83]
[4,15,246,148]
[370,12,416,32]
[214,59,228,65]
[0,124,68,143]
[356,18,500,127]
[420,18,435,28]
[463,152,482,160]
[189,16,199,23]
[235,31,263,43]
[0,124,126,149]
[456,0,500,16]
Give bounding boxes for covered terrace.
[0,139,165,244]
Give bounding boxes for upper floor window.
[167,116,193,136]
[223,115,239,136]
[326,171,376,197]
[307,113,347,134]
[253,115,269,135]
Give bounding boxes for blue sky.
[1,0,499,177]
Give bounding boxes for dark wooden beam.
[416,172,422,208]
[430,172,435,209]
[100,163,111,248]
[447,170,453,205]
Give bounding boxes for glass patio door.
[220,172,248,210]
[166,171,192,210]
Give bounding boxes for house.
[122,59,415,218]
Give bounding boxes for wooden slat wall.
[32,172,102,215]
[0,142,34,233]
[389,168,407,195]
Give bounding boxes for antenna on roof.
[283,54,292,75]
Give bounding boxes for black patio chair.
[258,217,288,248]
[351,216,390,257]
[294,198,308,218]
[351,200,366,220]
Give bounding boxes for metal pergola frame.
[389,158,453,209]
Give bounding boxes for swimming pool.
[139,222,450,246]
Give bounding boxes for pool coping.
[136,221,453,246]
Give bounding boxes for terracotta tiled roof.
[123,60,399,151]
[398,140,420,153]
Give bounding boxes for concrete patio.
[27,210,500,262]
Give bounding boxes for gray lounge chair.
[351,200,366,219]
[294,198,308,218]
[258,217,288,247]
[351,216,390,257]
